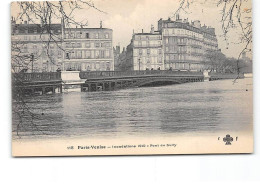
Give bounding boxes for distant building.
[113,46,128,71]
[123,26,164,71]
[158,16,219,70]
[122,15,219,71]
[11,18,63,72]
[63,26,114,71]
[11,18,114,72]
[113,45,121,71]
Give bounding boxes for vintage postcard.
[11,0,253,156]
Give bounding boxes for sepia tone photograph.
[11,0,253,156]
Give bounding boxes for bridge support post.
[42,87,46,95]
[102,83,105,91]
[52,86,55,94]
[117,81,122,89]
[60,84,63,93]
[109,82,112,91]
[111,82,115,90]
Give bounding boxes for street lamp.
[139,58,141,71]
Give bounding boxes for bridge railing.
[209,72,244,79]
[12,72,62,83]
[79,70,203,79]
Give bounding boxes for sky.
[11,0,252,59]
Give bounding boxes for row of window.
[164,37,204,46]
[165,54,204,61]
[135,40,162,47]
[165,62,202,70]
[14,29,60,34]
[135,56,163,64]
[65,61,112,71]
[136,49,162,55]
[163,28,204,39]
[65,32,110,39]
[135,35,162,40]
[163,28,217,41]
[65,50,111,59]
[65,42,111,48]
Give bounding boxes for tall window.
[95,42,100,47]
[139,49,142,55]
[77,43,81,48]
[95,51,100,58]
[85,33,89,38]
[105,50,110,58]
[100,50,105,58]
[165,38,169,44]
[77,32,81,38]
[85,42,90,48]
[85,51,91,58]
[76,51,82,58]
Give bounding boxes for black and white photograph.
[11,0,253,156]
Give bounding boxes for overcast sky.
[12,0,252,59]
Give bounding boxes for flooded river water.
[12,78,253,140]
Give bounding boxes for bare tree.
[11,0,104,138]
[173,0,252,77]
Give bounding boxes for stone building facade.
[11,20,63,72]
[158,16,218,70]
[63,27,114,71]
[121,16,219,71]
[124,27,164,71]
[11,18,114,72]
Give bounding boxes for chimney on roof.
[193,20,201,28]
[176,14,180,21]
[100,21,103,28]
[150,24,154,34]
[24,21,27,24]
[142,29,143,33]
